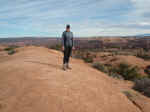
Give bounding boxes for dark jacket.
[62,31,74,47]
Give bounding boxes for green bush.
[144,65,150,76]
[109,73,124,80]
[106,65,124,79]
[49,44,62,51]
[137,53,150,60]
[4,46,18,55]
[4,45,19,51]
[92,62,141,80]
[92,62,123,79]
[73,51,83,59]
[133,77,150,97]
[115,63,141,80]
[83,57,93,63]
[92,62,108,73]
[4,47,13,51]
[8,50,16,55]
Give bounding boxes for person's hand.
[72,46,75,50]
[62,46,64,51]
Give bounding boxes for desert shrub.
[143,48,149,52]
[136,49,150,60]
[81,51,93,63]
[4,45,19,51]
[72,51,83,59]
[92,62,141,80]
[50,44,62,51]
[144,65,150,76]
[110,58,118,62]
[73,50,94,62]
[105,65,124,80]
[4,47,13,51]
[109,73,124,80]
[111,46,121,49]
[114,51,120,55]
[8,50,16,55]
[133,77,150,97]
[122,91,135,99]
[85,52,91,57]
[92,63,124,79]
[93,54,97,58]
[137,54,150,60]
[92,62,108,73]
[4,45,18,55]
[100,55,107,58]
[115,63,141,80]
[83,56,93,63]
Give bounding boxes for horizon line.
[0,35,144,38]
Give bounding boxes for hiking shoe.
[66,63,72,70]
[62,64,67,71]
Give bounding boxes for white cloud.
[0,0,150,37]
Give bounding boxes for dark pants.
[63,46,72,64]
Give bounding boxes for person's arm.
[72,32,75,49]
[62,32,64,46]
[61,32,65,51]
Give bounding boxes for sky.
[0,0,150,37]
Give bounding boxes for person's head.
[66,24,70,32]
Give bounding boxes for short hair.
[66,24,70,29]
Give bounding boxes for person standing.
[62,24,75,70]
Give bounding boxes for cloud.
[0,0,150,37]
